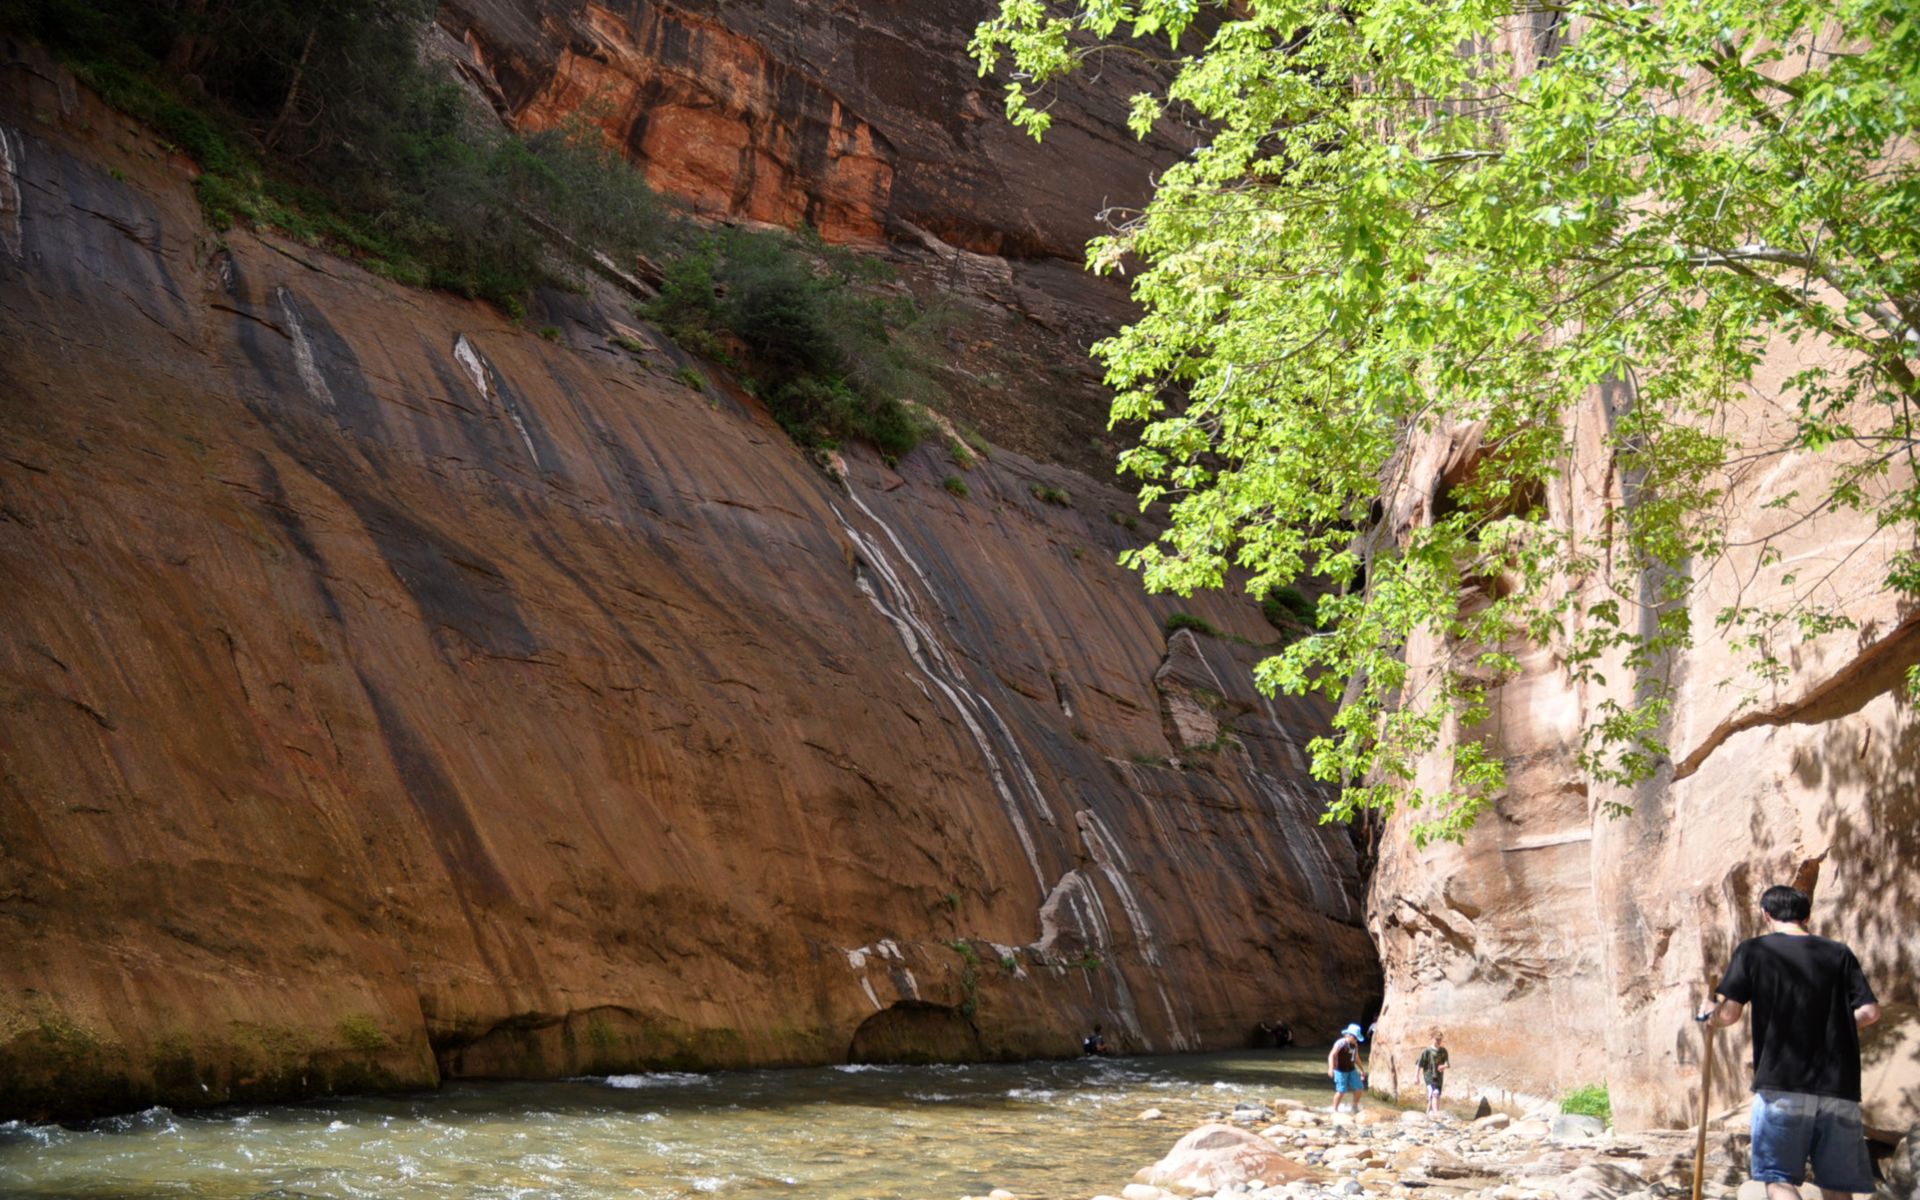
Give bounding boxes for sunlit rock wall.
[1364,327,1920,1140]
[0,50,1375,1121]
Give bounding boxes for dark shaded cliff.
[0,47,1375,1120]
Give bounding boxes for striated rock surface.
[0,51,1375,1120]
[437,0,1187,257]
[433,0,1192,475]
[1365,362,1920,1136]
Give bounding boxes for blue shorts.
[1750,1090,1875,1194]
[1333,1068,1364,1093]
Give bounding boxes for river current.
[1,1050,1340,1199]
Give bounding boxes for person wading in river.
[1328,1023,1366,1113]
[1698,884,1882,1199]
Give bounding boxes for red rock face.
[0,56,1375,1120]
[434,1,1186,480]
[481,3,895,243]
[439,0,1190,258]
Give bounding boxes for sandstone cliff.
[1364,355,1920,1140]
[0,47,1376,1121]
[432,0,1192,478]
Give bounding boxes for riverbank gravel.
[966,1095,1785,1200]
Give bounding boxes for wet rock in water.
[1139,1108,1165,1121]
[1136,1123,1317,1193]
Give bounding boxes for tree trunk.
[163,0,212,78]
[263,24,320,151]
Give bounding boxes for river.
[0,1049,1339,1199]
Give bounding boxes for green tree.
[975,0,1919,841]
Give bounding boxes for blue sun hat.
[1342,1023,1365,1040]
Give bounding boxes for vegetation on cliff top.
[977,0,1920,842]
[3,0,939,455]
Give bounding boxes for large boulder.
[1135,1124,1316,1193]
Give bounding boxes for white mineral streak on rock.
[848,489,1059,821]
[0,125,22,261]
[453,334,542,469]
[843,945,885,1009]
[1155,981,1193,1052]
[1076,809,1162,966]
[832,497,1046,887]
[897,969,919,999]
[274,288,335,410]
[453,333,489,398]
[1251,768,1352,921]
[1044,871,1105,956]
[876,939,901,960]
[1259,693,1310,773]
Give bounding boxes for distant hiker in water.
[1257,1019,1294,1048]
[1699,884,1882,1200]
[1082,1023,1112,1056]
[1328,1023,1367,1113]
[1417,1028,1449,1115]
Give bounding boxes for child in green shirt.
[1417,1029,1449,1115]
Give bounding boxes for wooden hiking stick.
[1692,980,1720,1200]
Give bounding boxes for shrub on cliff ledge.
[978,0,1920,842]
[4,0,668,310]
[645,228,939,454]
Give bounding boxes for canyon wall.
[433,0,1193,477]
[0,45,1376,1121]
[1356,16,1920,1142]
[1364,364,1920,1138]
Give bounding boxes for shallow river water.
[0,1050,1338,1200]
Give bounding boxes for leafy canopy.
[975,0,1920,842]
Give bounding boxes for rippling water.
[0,1050,1340,1199]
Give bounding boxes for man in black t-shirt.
[1699,885,1883,1199]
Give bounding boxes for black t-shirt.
[1718,931,1877,1100]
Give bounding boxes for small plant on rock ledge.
[1559,1084,1611,1124]
[1163,611,1218,638]
[942,475,970,498]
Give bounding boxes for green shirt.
[1418,1046,1449,1086]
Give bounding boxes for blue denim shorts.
[1333,1068,1364,1093]
[1750,1089,1875,1193]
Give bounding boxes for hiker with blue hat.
[1328,1022,1368,1113]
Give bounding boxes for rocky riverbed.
[973,1095,1915,1200]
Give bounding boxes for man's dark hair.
[1761,885,1812,923]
